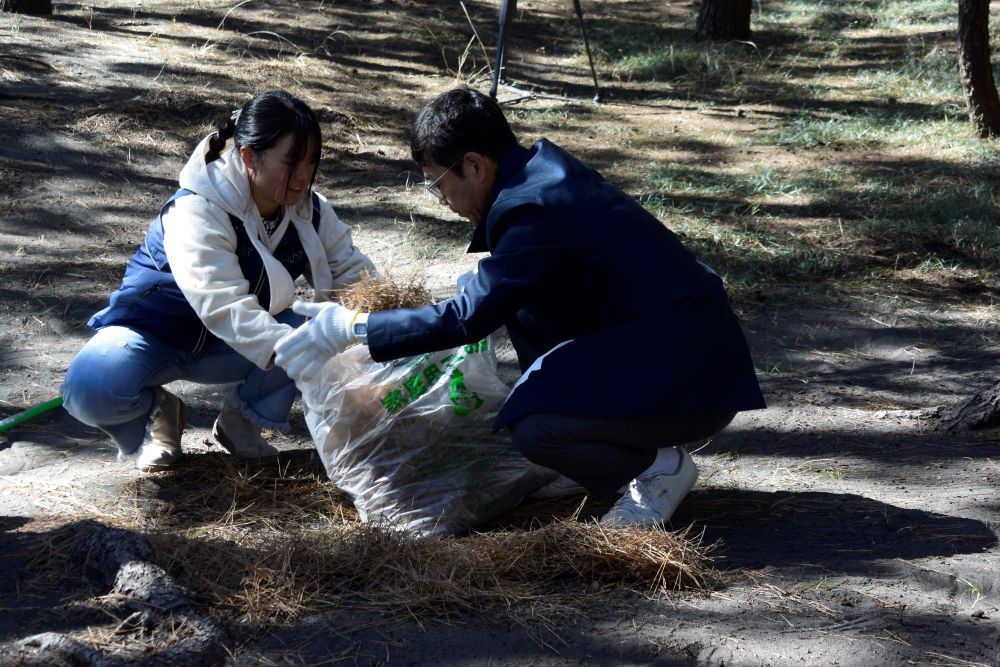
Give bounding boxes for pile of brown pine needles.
[29,273,716,635]
[100,454,717,630]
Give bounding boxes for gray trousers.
[508,412,735,498]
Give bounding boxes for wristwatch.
[351,312,369,344]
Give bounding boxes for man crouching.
[276,87,766,527]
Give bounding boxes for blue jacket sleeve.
[366,209,562,362]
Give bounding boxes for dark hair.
[410,87,518,176]
[206,90,322,189]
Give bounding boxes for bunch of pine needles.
[335,270,432,311]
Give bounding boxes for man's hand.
[274,301,358,382]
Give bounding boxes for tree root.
[8,520,226,667]
[941,380,1000,433]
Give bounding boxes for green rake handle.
[0,396,64,433]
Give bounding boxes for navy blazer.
[368,140,765,429]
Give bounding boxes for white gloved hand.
[274,300,358,382]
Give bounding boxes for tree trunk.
[943,379,1000,432]
[1,0,51,14]
[694,0,751,42]
[958,0,1000,138]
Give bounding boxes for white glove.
[274,301,358,382]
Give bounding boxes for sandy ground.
[1,1,999,665]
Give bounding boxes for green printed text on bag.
[299,334,553,537]
[379,339,490,416]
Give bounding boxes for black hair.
[410,87,518,176]
[206,90,322,190]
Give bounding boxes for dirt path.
[1,1,998,665]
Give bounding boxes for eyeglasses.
[423,160,460,200]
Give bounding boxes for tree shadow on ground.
[677,489,997,572]
[0,409,106,455]
[2,513,701,666]
[624,152,1000,290]
[43,1,456,77]
[0,256,126,315]
[743,306,1000,409]
[0,518,107,644]
[4,0,996,314]
[704,417,1000,462]
[575,0,955,108]
[3,508,996,665]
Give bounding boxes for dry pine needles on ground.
[27,454,716,631]
[23,273,714,634]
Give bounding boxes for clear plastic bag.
[299,337,554,536]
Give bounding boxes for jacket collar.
[466,143,532,253]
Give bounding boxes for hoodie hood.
[179,136,254,220]
[176,135,333,310]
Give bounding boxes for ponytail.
[205,108,239,163]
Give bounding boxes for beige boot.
[212,399,279,460]
[136,389,187,472]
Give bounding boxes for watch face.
[353,322,368,336]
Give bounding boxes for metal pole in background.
[489,0,516,99]
[571,0,601,102]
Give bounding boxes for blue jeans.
[62,310,304,455]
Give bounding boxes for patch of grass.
[588,0,967,106]
[468,0,1000,309]
[641,163,811,200]
[766,110,976,150]
[951,575,985,609]
[628,146,1000,300]
[507,105,595,133]
[853,41,962,104]
[591,20,774,96]
[760,0,955,32]
[806,467,846,480]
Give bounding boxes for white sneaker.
[136,390,187,472]
[212,401,279,459]
[528,475,588,499]
[600,449,699,527]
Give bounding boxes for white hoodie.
[161,136,374,369]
